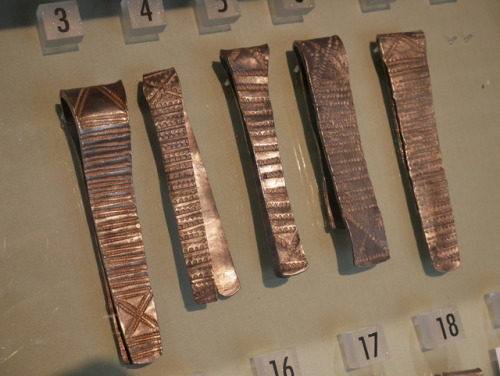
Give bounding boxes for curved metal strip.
[377,30,460,272]
[142,68,240,303]
[60,81,162,364]
[220,44,308,277]
[293,35,390,266]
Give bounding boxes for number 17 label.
[337,325,390,370]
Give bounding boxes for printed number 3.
[141,0,153,21]
[269,356,295,376]
[217,0,228,12]
[54,7,70,33]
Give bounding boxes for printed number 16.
[269,356,295,376]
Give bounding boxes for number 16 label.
[251,348,301,376]
[412,305,465,351]
[337,325,390,370]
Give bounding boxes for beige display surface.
[1,1,500,375]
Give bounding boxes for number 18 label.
[337,325,390,370]
[251,348,301,376]
[412,305,465,351]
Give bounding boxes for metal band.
[442,369,483,376]
[377,31,460,272]
[220,44,308,277]
[142,68,240,303]
[60,81,162,364]
[293,35,390,267]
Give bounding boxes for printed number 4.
[436,313,459,340]
[269,356,295,376]
[141,0,153,21]
[358,332,378,360]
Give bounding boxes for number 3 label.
[36,1,84,54]
[338,325,390,370]
[412,305,465,351]
[251,349,302,376]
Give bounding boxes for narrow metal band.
[220,44,308,277]
[442,369,483,376]
[377,31,460,272]
[293,35,390,267]
[142,68,240,303]
[60,81,162,364]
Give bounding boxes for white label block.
[485,292,500,328]
[194,0,240,34]
[412,305,465,351]
[495,348,500,368]
[267,0,314,25]
[36,1,84,55]
[338,325,390,370]
[359,0,390,12]
[430,0,457,4]
[120,0,166,43]
[251,348,301,376]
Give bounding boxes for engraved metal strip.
[220,44,308,277]
[142,68,240,303]
[377,30,460,272]
[442,369,483,376]
[293,35,390,266]
[60,81,162,364]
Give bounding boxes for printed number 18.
[436,313,459,340]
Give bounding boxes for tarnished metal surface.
[142,68,240,303]
[442,368,483,376]
[377,31,460,272]
[220,44,308,277]
[60,81,162,364]
[293,35,390,267]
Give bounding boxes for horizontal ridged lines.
[145,74,216,302]
[229,60,306,274]
[311,82,376,215]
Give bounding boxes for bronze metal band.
[293,35,390,267]
[442,369,483,376]
[60,81,162,364]
[142,68,240,303]
[377,31,460,272]
[220,44,308,278]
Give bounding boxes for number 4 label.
[338,325,390,370]
[120,0,166,43]
[251,348,301,376]
[412,305,465,351]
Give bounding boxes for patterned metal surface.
[294,35,390,266]
[60,81,162,364]
[142,68,240,304]
[220,44,308,277]
[377,31,460,272]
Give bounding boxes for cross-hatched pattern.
[377,31,460,272]
[294,36,390,266]
[60,81,162,364]
[220,44,308,277]
[143,68,240,303]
